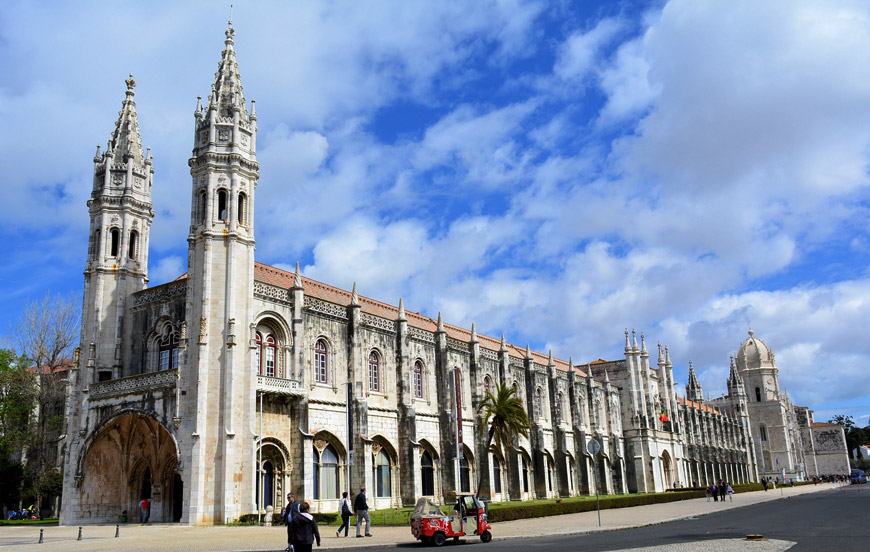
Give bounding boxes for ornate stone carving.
[370,443,382,456]
[132,280,187,307]
[199,317,207,343]
[303,296,348,320]
[361,313,395,333]
[253,281,290,304]
[89,369,177,400]
[408,327,435,344]
[313,439,327,452]
[447,337,469,353]
[479,348,498,361]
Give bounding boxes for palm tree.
[475,382,530,499]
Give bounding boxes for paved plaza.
[0,483,844,552]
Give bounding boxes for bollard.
[38,528,44,544]
[77,527,82,541]
[115,525,120,538]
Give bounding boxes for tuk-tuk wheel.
[419,536,431,546]
[480,530,492,543]
[432,532,446,547]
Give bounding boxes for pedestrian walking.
[288,502,321,552]
[762,478,768,491]
[711,483,718,502]
[718,480,726,503]
[139,497,150,523]
[354,486,372,537]
[726,483,733,501]
[284,493,301,552]
[336,491,352,537]
[705,485,711,502]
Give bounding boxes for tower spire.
[208,18,249,120]
[686,360,703,402]
[107,73,145,165]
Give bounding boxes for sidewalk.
[0,483,842,552]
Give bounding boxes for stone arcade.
[60,23,846,525]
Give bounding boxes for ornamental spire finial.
[351,282,359,306]
[294,261,302,288]
[397,298,406,321]
[436,312,444,332]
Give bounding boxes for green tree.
[476,383,530,499]
[13,293,78,518]
[0,348,36,509]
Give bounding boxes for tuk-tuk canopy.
[412,497,446,519]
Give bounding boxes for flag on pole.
[659,408,668,423]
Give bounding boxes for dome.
[735,329,775,371]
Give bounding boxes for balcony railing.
[257,375,304,396]
[90,370,177,400]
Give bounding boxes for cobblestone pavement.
[0,483,839,551]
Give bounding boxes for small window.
[199,190,207,223]
[264,334,276,377]
[128,230,138,260]
[414,361,423,398]
[760,425,768,442]
[369,351,380,392]
[110,228,120,257]
[314,340,328,384]
[238,192,247,225]
[158,328,179,371]
[558,392,565,423]
[535,388,544,420]
[92,229,100,257]
[217,189,228,221]
[755,387,762,402]
[483,375,492,394]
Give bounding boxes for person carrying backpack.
[336,491,352,537]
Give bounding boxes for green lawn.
[0,518,59,526]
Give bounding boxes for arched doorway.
[80,413,180,523]
[661,451,673,489]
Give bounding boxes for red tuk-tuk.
[411,493,492,546]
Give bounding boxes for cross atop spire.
[107,73,145,165]
[208,20,249,120]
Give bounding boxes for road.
[388,487,868,552]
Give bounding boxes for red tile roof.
[678,396,722,416]
[254,262,586,377]
[811,422,841,428]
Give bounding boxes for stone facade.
[59,22,846,526]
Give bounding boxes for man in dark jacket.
[288,502,321,552]
[354,487,372,537]
[284,493,301,551]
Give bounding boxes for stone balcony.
[256,375,304,397]
[89,370,177,400]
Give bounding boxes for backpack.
[341,498,351,516]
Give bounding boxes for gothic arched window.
[255,332,262,374]
[760,424,768,442]
[198,190,207,224]
[264,334,276,377]
[558,392,565,424]
[491,454,502,493]
[109,228,120,257]
[414,361,423,398]
[374,450,391,497]
[238,192,247,226]
[421,450,434,496]
[755,387,762,403]
[313,443,340,500]
[128,230,138,260]
[217,189,228,221]
[521,454,530,493]
[369,351,380,392]
[158,327,179,371]
[535,388,544,420]
[314,340,328,384]
[483,375,493,395]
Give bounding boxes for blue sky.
[2,0,869,427]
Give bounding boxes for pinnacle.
[107,73,145,165]
[208,21,248,120]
